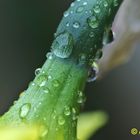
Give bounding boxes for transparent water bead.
[52,79,60,87]
[76,6,84,13]
[40,126,48,138]
[72,108,78,121]
[114,0,119,7]
[79,53,87,65]
[58,116,65,125]
[77,91,84,104]
[64,11,69,17]
[83,2,87,5]
[64,106,71,116]
[46,52,53,60]
[71,2,75,7]
[103,1,108,7]
[51,32,74,58]
[19,103,31,119]
[35,68,41,76]
[87,16,99,29]
[73,21,80,28]
[87,62,99,82]
[93,5,101,13]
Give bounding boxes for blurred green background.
[0,0,140,140]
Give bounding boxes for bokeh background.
[0,0,140,140]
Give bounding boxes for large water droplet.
[51,32,74,58]
[19,103,31,119]
[58,116,65,125]
[73,21,80,28]
[87,62,99,82]
[87,16,99,29]
[64,106,71,116]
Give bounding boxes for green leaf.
[78,111,108,140]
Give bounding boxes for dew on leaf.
[73,21,80,28]
[35,68,41,76]
[87,16,99,29]
[51,32,74,58]
[64,106,71,116]
[19,103,31,119]
[58,116,65,125]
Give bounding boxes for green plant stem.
[0,0,122,140]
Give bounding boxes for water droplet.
[72,108,78,120]
[73,21,80,28]
[39,81,46,87]
[29,81,35,86]
[93,5,101,13]
[58,116,65,125]
[114,0,119,7]
[78,54,87,65]
[103,1,108,7]
[41,129,48,137]
[89,32,94,38]
[71,2,75,7]
[77,0,81,2]
[64,106,71,116]
[70,11,74,14]
[43,87,50,94]
[19,103,31,119]
[51,32,74,58]
[36,74,48,87]
[46,52,53,60]
[40,126,48,138]
[35,68,41,76]
[76,6,84,13]
[66,22,70,27]
[87,62,99,82]
[52,80,60,87]
[77,91,85,104]
[48,75,52,79]
[87,16,99,29]
[64,11,69,17]
[83,2,87,5]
